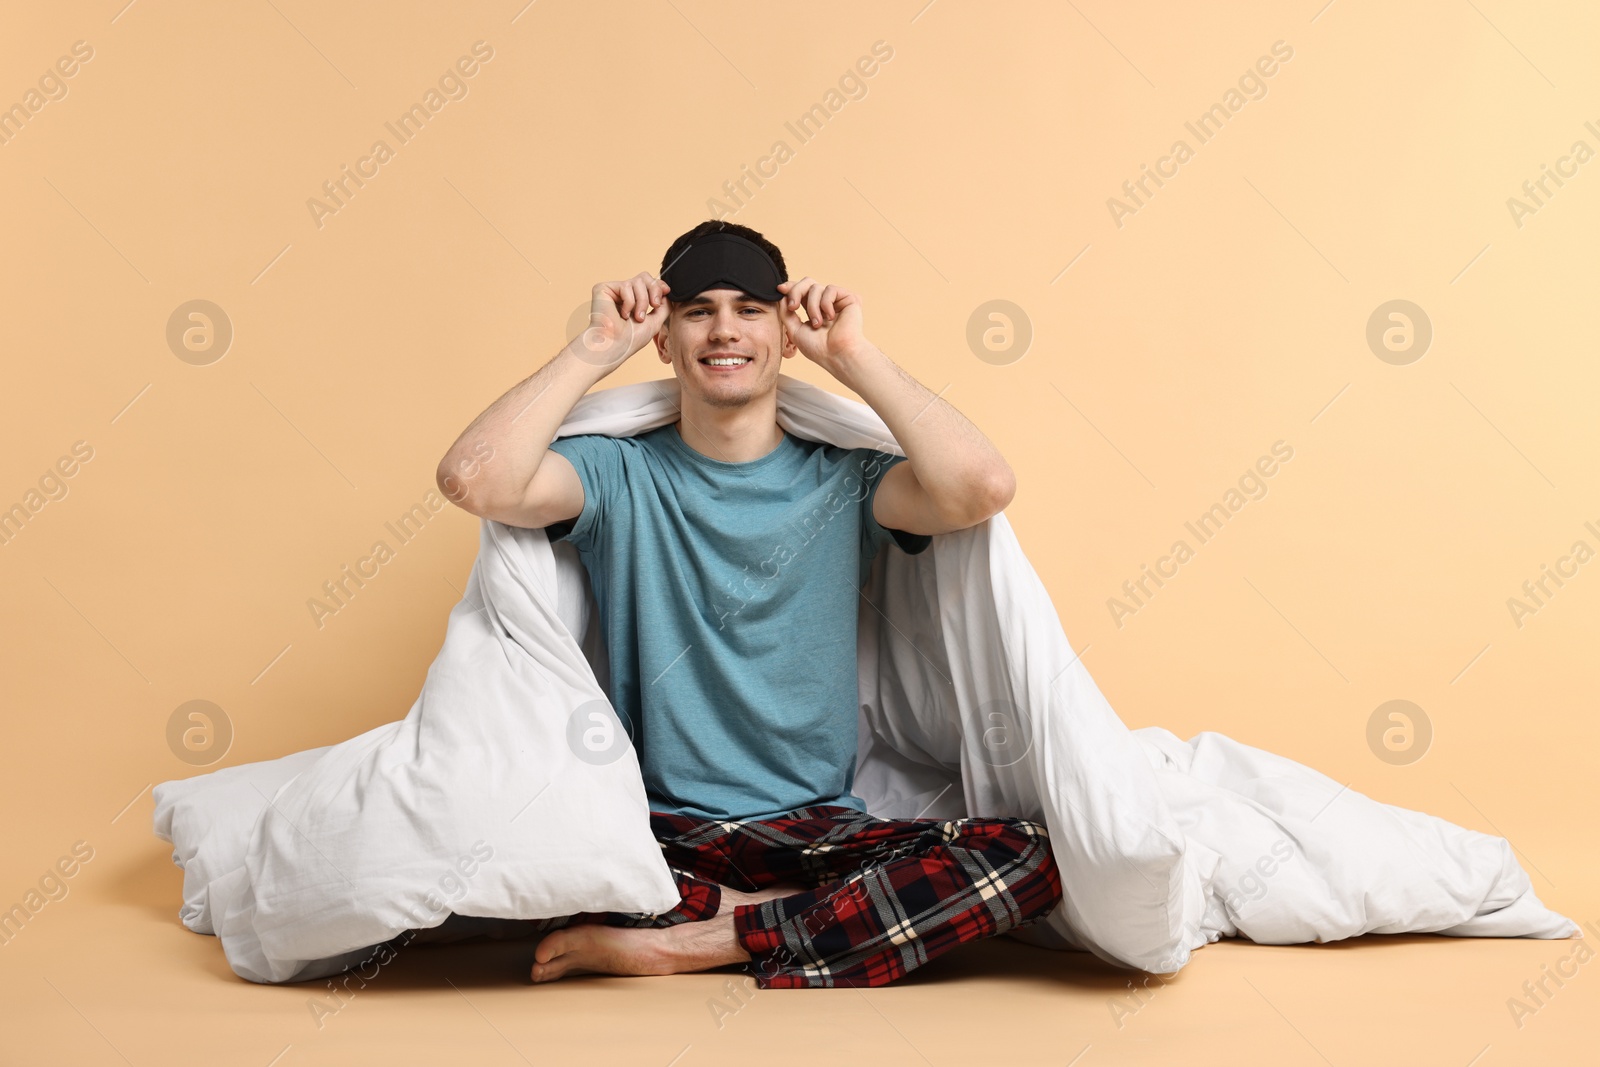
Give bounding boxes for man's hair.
[659,220,787,291]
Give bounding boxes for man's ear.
[654,311,671,363]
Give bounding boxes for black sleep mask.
[661,232,786,303]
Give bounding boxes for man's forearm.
[435,341,610,508]
[833,343,1014,521]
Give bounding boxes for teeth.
[704,357,750,366]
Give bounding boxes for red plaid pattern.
[563,804,1064,989]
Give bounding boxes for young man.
[436,221,1062,988]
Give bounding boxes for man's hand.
[777,278,870,378]
[568,272,672,368]
[436,271,669,522]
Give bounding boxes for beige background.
[2,1,1596,1063]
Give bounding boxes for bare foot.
[528,882,815,984]
[530,912,752,984]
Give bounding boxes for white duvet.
[152,372,1577,984]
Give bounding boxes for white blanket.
[153,373,1577,984]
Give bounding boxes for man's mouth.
[698,353,753,369]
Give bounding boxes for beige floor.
[2,845,1593,1066]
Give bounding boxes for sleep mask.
[661,232,786,303]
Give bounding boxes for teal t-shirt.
[545,422,932,822]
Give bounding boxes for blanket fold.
[151,372,1576,984]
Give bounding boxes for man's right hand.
[436,272,670,527]
[567,272,672,368]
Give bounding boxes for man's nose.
[708,311,741,341]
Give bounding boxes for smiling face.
[655,287,794,409]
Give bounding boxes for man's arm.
[776,277,1015,537]
[841,346,1015,536]
[435,273,670,527]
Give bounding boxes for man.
[436,221,1062,988]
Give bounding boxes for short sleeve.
[859,451,933,557]
[544,434,626,551]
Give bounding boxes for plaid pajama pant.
[537,803,1064,989]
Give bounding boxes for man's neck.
[673,394,784,464]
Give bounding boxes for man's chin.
[678,363,773,406]
[698,385,762,409]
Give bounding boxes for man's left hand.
[777,278,872,376]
